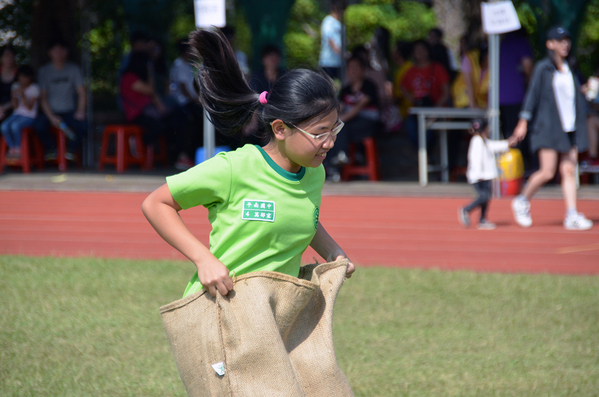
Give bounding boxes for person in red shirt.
[120,50,167,146]
[120,50,188,166]
[401,40,450,151]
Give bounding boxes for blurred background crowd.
[1,0,598,181]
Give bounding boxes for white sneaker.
[512,197,532,227]
[564,212,593,231]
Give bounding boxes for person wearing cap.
[511,26,592,230]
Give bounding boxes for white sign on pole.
[481,1,521,35]
[194,0,226,28]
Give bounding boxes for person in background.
[34,38,87,161]
[458,119,517,230]
[462,42,489,109]
[581,66,599,165]
[325,55,379,181]
[586,94,599,164]
[0,45,18,124]
[118,31,149,83]
[393,41,413,120]
[401,40,450,151]
[121,50,188,167]
[148,38,169,99]
[499,28,535,172]
[1,65,39,163]
[244,45,287,147]
[511,27,592,231]
[221,26,250,79]
[120,50,168,147]
[169,39,202,170]
[392,41,413,121]
[428,28,457,83]
[249,45,286,94]
[117,31,149,111]
[319,0,344,81]
[352,44,397,132]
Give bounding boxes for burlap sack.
[160,259,354,397]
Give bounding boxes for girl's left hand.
[335,255,355,278]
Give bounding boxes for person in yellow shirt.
[392,41,413,120]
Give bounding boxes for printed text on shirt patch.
[242,199,275,222]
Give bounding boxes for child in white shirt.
[458,119,517,229]
[1,65,39,162]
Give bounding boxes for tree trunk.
[432,0,485,57]
[30,0,80,70]
[432,0,466,57]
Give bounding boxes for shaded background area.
[1,0,599,178]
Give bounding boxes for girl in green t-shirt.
[142,28,355,298]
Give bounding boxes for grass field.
[1,255,598,396]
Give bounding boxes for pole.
[194,0,225,162]
[81,2,93,168]
[488,26,501,196]
[203,110,215,161]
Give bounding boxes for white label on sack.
[212,362,226,376]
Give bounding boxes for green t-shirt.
[166,144,325,297]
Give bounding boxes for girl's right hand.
[197,258,234,297]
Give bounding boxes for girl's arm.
[310,221,355,277]
[131,79,166,114]
[340,93,371,123]
[486,139,510,153]
[142,183,234,296]
[39,90,61,127]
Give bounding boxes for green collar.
[256,145,305,181]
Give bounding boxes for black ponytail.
[189,28,339,142]
[189,28,259,136]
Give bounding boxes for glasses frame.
[285,120,344,141]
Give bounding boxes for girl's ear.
[271,119,288,141]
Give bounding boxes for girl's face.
[280,110,340,172]
[547,38,571,59]
[18,74,32,87]
[480,126,490,138]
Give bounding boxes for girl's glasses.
[286,120,344,141]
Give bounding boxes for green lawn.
[1,256,598,396]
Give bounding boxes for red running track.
[1,190,598,274]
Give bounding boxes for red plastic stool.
[143,135,169,170]
[0,126,45,173]
[49,126,69,171]
[98,124,145,173]
[341,136,380,181]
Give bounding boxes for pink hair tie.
[259,91,269,105]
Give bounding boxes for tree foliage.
[2,0,598,111]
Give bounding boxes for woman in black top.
[511,27,592,230]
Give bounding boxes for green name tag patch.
[242,199,275,222]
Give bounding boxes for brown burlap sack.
[160,259,354,397]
